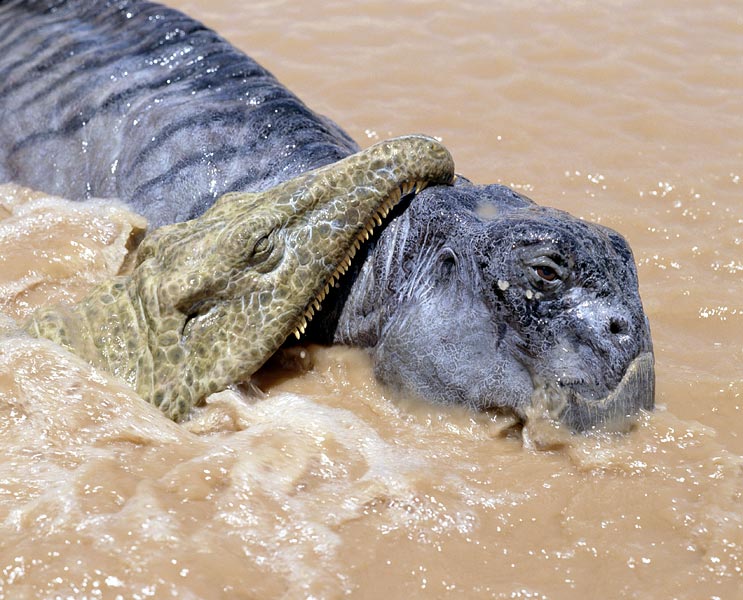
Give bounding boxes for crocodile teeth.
[294,179,430,341]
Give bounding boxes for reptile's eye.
[250,229,278,262]
[253,235,271,256]
[535,265,557,282]
[524,254,566,291]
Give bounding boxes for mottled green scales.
[24,136,455,420]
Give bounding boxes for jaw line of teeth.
[291,179,427,340]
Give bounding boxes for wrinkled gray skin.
[320,184,654,431]
[0,0,653,431]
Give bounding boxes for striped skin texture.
[0,1,655,431]
[0,0,358,228]
[24,136,456,420]
[0,1,459,419]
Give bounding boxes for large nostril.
[609,317,628,335]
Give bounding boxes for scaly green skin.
[24,135,455,421]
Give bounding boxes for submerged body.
[24,137,455,420]
[328,184,654,431]
[0,0,653,430]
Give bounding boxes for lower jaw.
[528,352,655,433]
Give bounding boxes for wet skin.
[0,0,653,429]
[23,136,454,420]
[322,183,654,431]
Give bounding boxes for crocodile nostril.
[609,317,628,335]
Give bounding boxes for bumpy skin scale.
[0,0,654,430]
[24,136,455,420]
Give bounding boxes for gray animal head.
[334,182,654,432]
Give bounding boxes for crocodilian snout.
[535,352,655,432]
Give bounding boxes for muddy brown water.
[1,0,742,598]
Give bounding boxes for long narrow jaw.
[24,135,455,422]
[290,179,439,340]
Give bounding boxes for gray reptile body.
[0,0,357,227]
[0,0,654,431]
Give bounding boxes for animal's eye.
[250,231,277,262]
[525,255,566,290]
[246,229,284,273]
[253,235,271,256]
[535,265,557,282]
